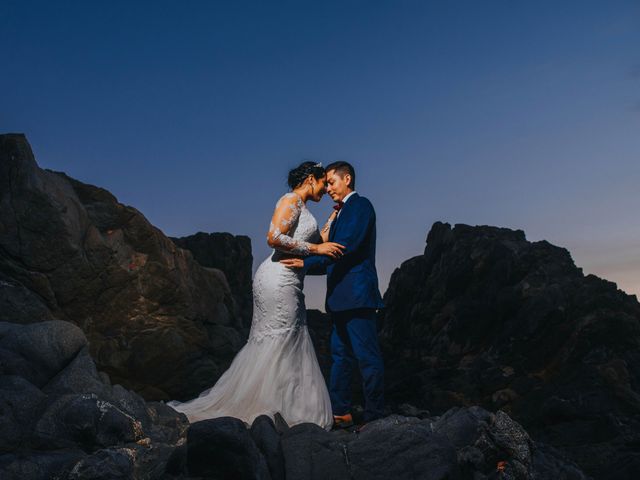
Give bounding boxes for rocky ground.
[187,408,587,480]
[1,319,584,479]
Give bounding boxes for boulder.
[281,423,349,480]
[186,417,271,479]
[0,321,188,479]
[0,375,46,452]
[66,448,135,480]
[33,393,144,450]
[250,415,285,480]
[347,417,459,480]
[0,320,87,388]
[0,450,85,480]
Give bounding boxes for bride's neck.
[292,187,308,203]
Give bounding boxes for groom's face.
[326,169,352,202]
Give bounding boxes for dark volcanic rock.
[186,417,271,479]
[279,408,581,480]
[280,423,349,479]
[381,221,640,477]
[433,407,531,478]
[171,231,253,330]
[276,421,375,480]
[532,443,589,480]
[0,316,580,478]
[0,319,87,388]
[0,321,189,480]
[0,450,86,480]
[250,415,285,480]
[65,448,135,479]
[0,375,46,451]
[0,271,57,324]
[346,417,459,480]
[33,393,144,450]
[306,309,332,380]
[0,133,246,400]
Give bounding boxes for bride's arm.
[267,193,313,255]
[267,193,344,258]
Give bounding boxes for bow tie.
[333,201,344,212]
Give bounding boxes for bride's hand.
[314,242,345,259]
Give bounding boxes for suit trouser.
[329,308,384,421]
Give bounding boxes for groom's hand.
[280,258,304,269]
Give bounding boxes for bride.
[168,162,344,429]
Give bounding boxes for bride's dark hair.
[287,161,325,189]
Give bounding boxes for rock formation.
[381,221,640,478]
[0,134,247,400]
[171,232,253,331]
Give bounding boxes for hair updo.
[287,161,326,189]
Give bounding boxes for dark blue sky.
[2,1,639,308]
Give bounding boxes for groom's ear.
[344,173,353,189]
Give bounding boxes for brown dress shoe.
[333,413,354,429]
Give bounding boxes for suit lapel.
[329,214,338,241]
[329,192,358,241]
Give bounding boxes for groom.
[282,161,385,427]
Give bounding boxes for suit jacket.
[303,192,384,312]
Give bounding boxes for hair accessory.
[314,162,323,168]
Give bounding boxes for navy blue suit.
[304,192,385,421]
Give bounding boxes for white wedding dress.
[167,192,333,429]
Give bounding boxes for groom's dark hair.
[326,161,356,189]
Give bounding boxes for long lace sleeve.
[266,193,312,256]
